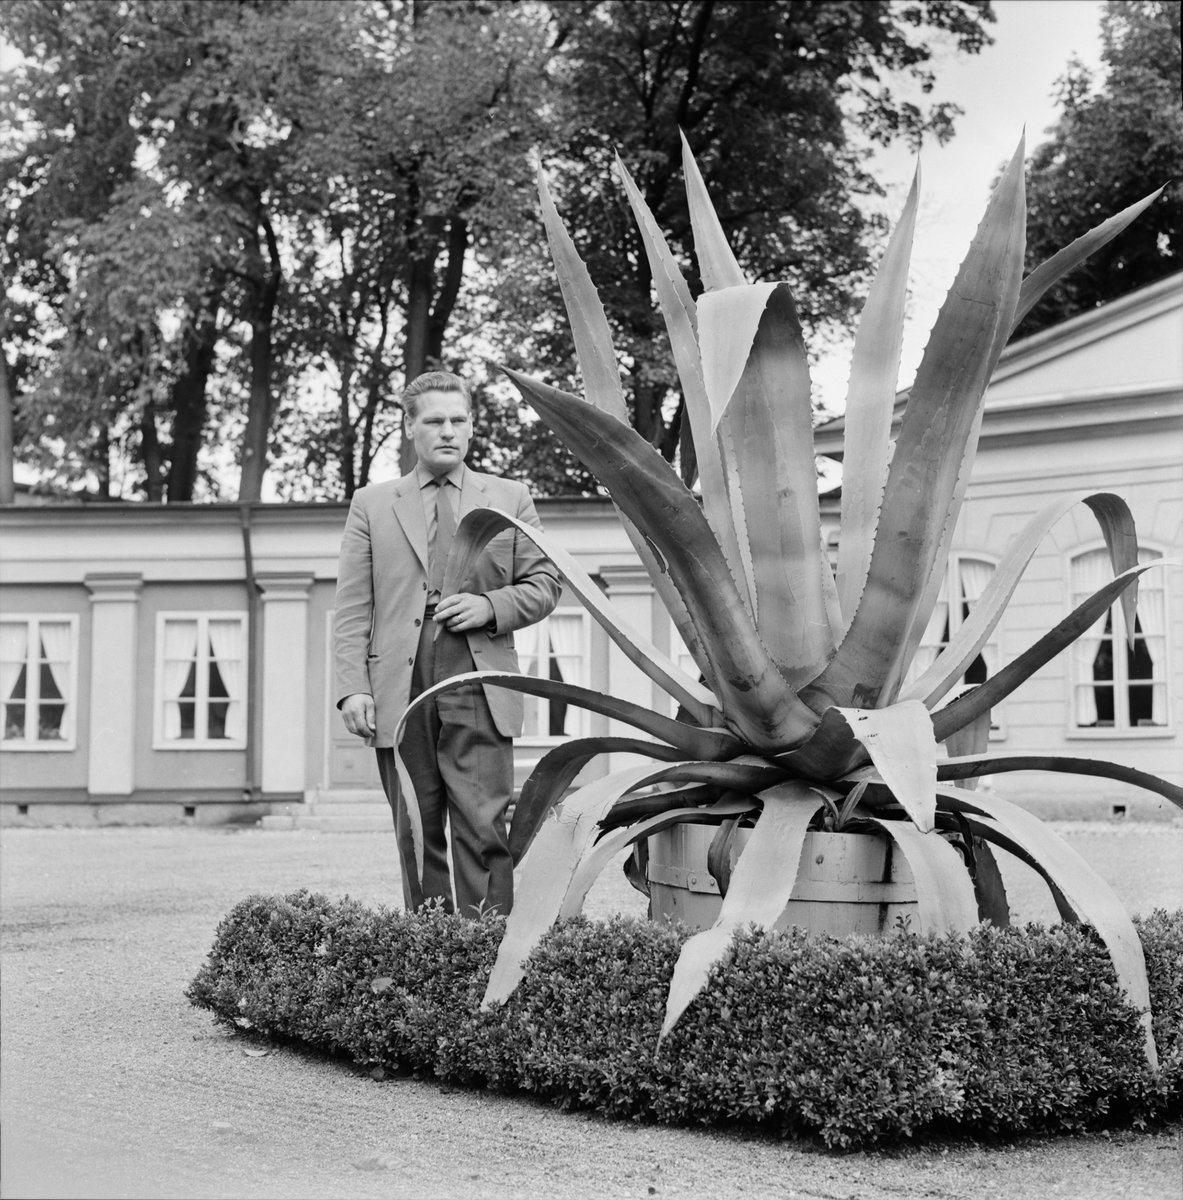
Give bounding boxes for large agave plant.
[395,135,1178,1067]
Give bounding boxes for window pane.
[38,703,65,741]
[208,701,230,740]
[3,702,25,740]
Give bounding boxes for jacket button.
[408,657,414,666]
[414,618,421,627]
[422,581,427,590]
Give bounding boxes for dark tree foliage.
[1018,0,1182,338]
[2,0,995,501]
[485,0,996,493]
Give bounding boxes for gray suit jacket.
[333,467,561,745]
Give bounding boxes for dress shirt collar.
[414,461,466,492]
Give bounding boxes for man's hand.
[434,592,495,633]
[340,692,376,738]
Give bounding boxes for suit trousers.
[375,617,515,918]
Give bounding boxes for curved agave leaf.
[698,283,832,683]
[942,710,991,787]
[932,561,1175,742]
[485,759,779,1008]
[449,507,718,725]
[818,527,845,643]
[536,167,628,420]
[1010,186,1167,335]
[832,701,937,832]
[501,368,821,752]
[901,492,1138,708]
[482,761,690,1008]
[597,783,720,830]
[680,129,746,291]
[560,795,758,920]
[512,737,691,865]
[661,780,824,1041]
[805,139,1027,714]
[864,818,979,935]
[937,753,1183,809]
[536,173,715,678]
[935,787,1158,1068]
[614,153,752,618]
[715,412,760,619]
[393,670,743,878]
[837,163,920,630]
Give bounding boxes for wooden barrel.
[647,824,918,937]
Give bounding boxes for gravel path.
[2,824,1181,1200]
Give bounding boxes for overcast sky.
[812,0,1107,411]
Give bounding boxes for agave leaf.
[864,818,979,935]
[661,781,824,1041]
[394,670,743,878]
[837,163,920,629]
[715,412,760,618]
[932,560,1175,742]
[901,492,1138,708]
[614,153,752,617]
[936,787,1158,1068]
[536,167,628,420]
[482,761,690,1008]
[450,507,718,725]
[937,753,1183,809]
[698,283,832,681]
[1010,186,1166,335]
[560,795,757,919]
[502,368,821,752]
[831,701,937,832]
[680,129,746,291]
[535,173,716,677]
[817,530,844,644]
[512,737,691,865]
[943,711,991,787]
[597,784,720,830]
[805,138,1027,713]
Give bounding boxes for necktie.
[428,477,456,596]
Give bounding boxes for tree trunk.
[238,210,282,503]
[141,399,165,502]
[0,343,15,505]
[166,292,221,502]
[400,212,445,473]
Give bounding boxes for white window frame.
[153,611,248,750]
[905,553,1006,740]
[516,608,591,748]
[1065,542,1172,740]
[0,614,80,752]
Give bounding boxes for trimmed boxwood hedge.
[187,891,1183,1148]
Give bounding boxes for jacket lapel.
[391,473,429,575]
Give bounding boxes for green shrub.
[187,892,1183,1148]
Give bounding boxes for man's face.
[406,390,472,476]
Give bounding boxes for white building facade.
[2,274,1180,824]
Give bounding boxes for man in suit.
[334,371,561,918]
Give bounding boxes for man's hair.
[402,371,472,419]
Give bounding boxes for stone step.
[260,812,394,832]
[308,790,387,806]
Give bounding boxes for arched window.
[1070,548,1168,731]
[904,555,1003,734]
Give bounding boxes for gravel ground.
[2,822,1181,1200]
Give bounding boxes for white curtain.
[39,622,72,699]
[907,589,949,681]
[0,623,28,735]
[162,620,199,739]
[208,619,246,740]
[1135,550,1165,724]
[959,559,994,608]
[516,620,542,678]
[548,613,584,687]
[1071,550,1113,726]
